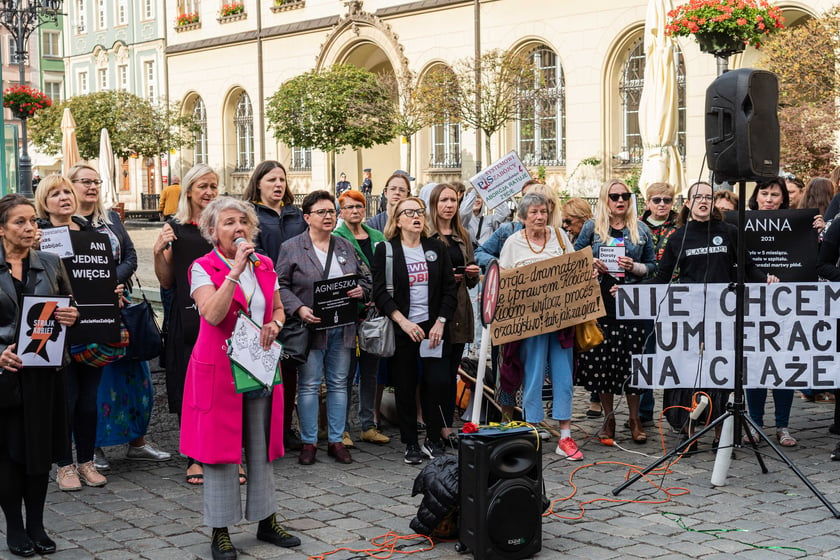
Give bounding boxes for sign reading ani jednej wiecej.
[616,283,840,389]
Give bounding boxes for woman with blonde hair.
[574,179,655,445]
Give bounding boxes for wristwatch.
[273,319,284,329]
[437,317,447,324]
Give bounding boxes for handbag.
[574,319,604,352]
[71,324,130,367]
[0,369,22,409]
[358,241,395,357]
[120,277,163,361]
[277,316,311,364]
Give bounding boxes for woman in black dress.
[0,194,79,556]
[153,164,218,484]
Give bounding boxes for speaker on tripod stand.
[705,68,779,181]
[457,429,543,560]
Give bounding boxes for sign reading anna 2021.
[617,283,840,390]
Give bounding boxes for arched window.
[618,38,686,164]
[425,66,461,169]
[192,96,207,164]
[517,44,565,167]
[233,92,254,172]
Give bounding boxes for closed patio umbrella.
[61,108,80,175]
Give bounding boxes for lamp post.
[0,0,62,197]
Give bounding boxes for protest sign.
[616,283,840,389]
[469,151,531,210]
[313,275,359,329]
[16,295,70,367]
[724,208,818,281]
[598,245,625,274]
[490,247,605,345]
[39,226,74,258]
[64,231,120,344]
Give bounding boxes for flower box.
[271,0,305,13]
[666,0,784,55]
[3,85,52,119]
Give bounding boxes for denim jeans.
[746,388,794,428]
[346,349,379,431]
[297,328,352,444]
[519,333,573,423]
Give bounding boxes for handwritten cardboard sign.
[490,247,605,345]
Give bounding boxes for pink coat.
[179,250,285,464]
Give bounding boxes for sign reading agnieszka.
[617,283,840,389]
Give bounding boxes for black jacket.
[410,455,459,537]
[371,236,457,325]
[252,202,307,263]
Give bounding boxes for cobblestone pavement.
[2,223,839,559]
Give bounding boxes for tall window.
[618,39,687,163]
[175,1,197,18]
[430,121,460,168]
[290,147,311,172]
[517,44,565,167]
[42,31,61,58]
[117,0,127,25]
[143,0,154,19]
[193,97,208,165]
[44,80,63,103]
[234,92,254,172]
[77,0,87,33]
[143,60,156,103]
[97,0,106,29]
[98,68,108,91]
[7,37,21,64]
[117,64,128,90]
[78,71,89,95]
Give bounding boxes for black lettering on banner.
[796,284,819,316]
[667,286,690,317]
[759,357,783,387]
[709,356,729,386]
[682,321,704,349]
[656,323,677,351]
[771,285,792,316]
[813,320,832,351]
[785,356,807,388]
[758,321,781,352]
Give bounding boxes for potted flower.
[176,12,199,26]
[220,3,244,17]
[666,0,784,55]
[2,85,52,119]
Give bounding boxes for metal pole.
[17,12,33,198]
[473,0,481,173]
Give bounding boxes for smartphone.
[454,266,466,274]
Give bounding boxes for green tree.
[29,91,198,160]
[265,64,396,186]
[419,49,534,167]
[758,8,840,178]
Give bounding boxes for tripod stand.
[612,179,840,518]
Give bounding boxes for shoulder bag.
[358,241,395,358]
[120,276,163,361]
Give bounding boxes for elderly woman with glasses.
[574,179,656,445]
[182,197,299,559]
[276,190,369,466]
[371,197,457,464]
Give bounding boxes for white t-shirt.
[313,245,345,279]
[499,227,571,269]
[403,244,430,323]
[190,263,279,323]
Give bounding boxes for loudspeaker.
[458,431,543,560]
[705,68,780,182]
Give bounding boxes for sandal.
[239,465,247,485]
[186,461,204,485]
[776,428,797,447]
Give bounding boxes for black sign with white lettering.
[64,231,120,344]
[312,275,359,330]
[724,208,818,281]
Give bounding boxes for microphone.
[234,237,262,267]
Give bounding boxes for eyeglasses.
[562,218,578,226]
[692,194,714,202]
[650,197,673,205]
[73,179,102,187]
[608,192,632,202]
[342,204,364,211]
[308,208,337,217]
[398,208,426,218]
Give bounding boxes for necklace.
[524,228,547,254]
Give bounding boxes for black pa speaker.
[705,68,780,182]
[458,431,543,560]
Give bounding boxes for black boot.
[210,527,236,560]
[256,513,301,548]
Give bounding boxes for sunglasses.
[608,192,632,202]
[650,197,673,205]
[562,218,578,226]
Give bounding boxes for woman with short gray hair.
[182,197,299,558]
[499,192,581,461]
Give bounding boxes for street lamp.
[0,0,62,197]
